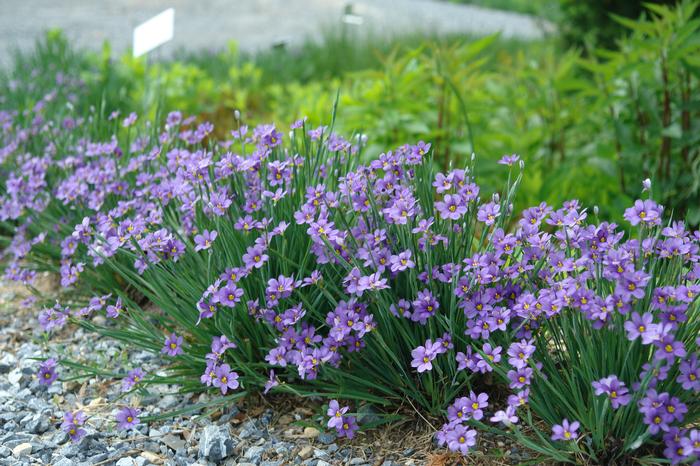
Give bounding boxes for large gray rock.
[198,424,237,462]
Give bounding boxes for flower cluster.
[1,72,698,464]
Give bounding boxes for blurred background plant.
[52,0,688,225]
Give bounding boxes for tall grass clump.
[1,29,699,466]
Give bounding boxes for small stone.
[0,446,11,458]
[27,416,50,434]
[402,448,415,456]
[140,451,163,464]
[274,443,290,455]
[349,459,366,465]
[198,424,237,461]
[8,368,23,385]
[52,458,75,466]
[316,432,335,445]
[12,443,32,457]
[238,420,261,440]
[260,411,273,427]
[158,395,178,410]
[116,458,136,466]
[302,427,320,439]
[161,434,186,451]
[89,453,110,463]
[298,445,314,460]
[317,461,331,466]
[245,445,265,463]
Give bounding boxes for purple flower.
[445,424,477,454]
[410,341,440,373]
[208,335,237,360]
[115,406,141,430]
[624,199,663,226]
[194,229,217,252]
[591,375,631,409]
[465,391,489,421]
[435,194,467,220]
[679,429,699,457]
[263,370,279,394]
[217,284,244,307]
[266,275,296,301]
[624,312,659,344]
[507,339,535,369]
[447,397,470,423]
[61,411,87,443]
[677,355,700,392]
[389,250,415,272]
[507,367,533,389]
[121,368,146,392]
[551,419,580,441]
[475,343,501,373]
[38,303,69,332]
[38,358,58,385]
[336,415,358,439]
[654,336,686,363]
[106,297,123,319]
[212,363,239,394]
[327,400,349,429]
[477,202,501,226]
[356,271,388,295]
[490,405,518,426]
[242,245,268,270]
[122,112,137,128]
[498,154,520,166]
[411,289,439,324]
[161,333,183,357]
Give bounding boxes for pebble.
[298,445,314,460]
[245,445,265,462]
[12,443,32,457]
[316,432,336,445]
[142,451,162,462]
[198,424,237,462]
[161,433,186,451]
[52,458,75,466]
[302,426,320,438]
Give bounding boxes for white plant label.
[133,8,175,58]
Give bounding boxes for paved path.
[0,0,551,65]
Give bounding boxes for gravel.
[0,278,445,465]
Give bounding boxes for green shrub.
[558,0,680,48]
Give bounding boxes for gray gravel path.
[0,0,551,65]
